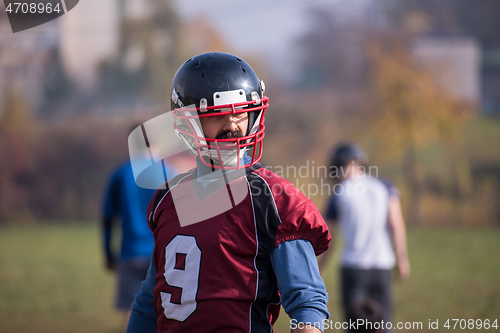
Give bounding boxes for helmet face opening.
[170,52,268,170]
[172,97,268,170]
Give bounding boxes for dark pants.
[341,267,392,332]
[116,257,151,310]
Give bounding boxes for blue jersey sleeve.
[270,239,329,332]
[127,258,157,333]
[326,195,338,220]
[380,179,400,199]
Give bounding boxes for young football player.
[126,52,331,333]
[102,145,157,329]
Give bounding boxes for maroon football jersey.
[147,164,330,332]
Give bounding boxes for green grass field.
[0,225,499,333]
[0,225,122,333]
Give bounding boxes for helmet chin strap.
[205,146,248,167]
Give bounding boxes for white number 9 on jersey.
[161,235,201,322]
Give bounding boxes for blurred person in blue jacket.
[102,130,177,329]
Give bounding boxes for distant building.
[59,0,120,88]
[59,0,157,89]
[412,34,481,108]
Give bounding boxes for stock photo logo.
[4,0,79,32]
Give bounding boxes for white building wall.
[59,0,120,88]
[412,36,481,105]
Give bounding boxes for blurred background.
[0,0,499,332]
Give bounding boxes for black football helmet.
[330,143,368,169]
[171,52,268,170]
